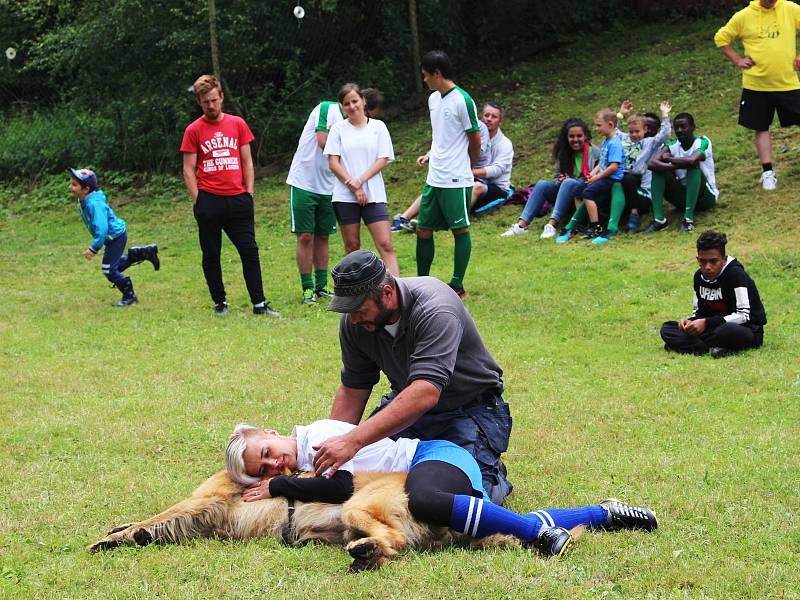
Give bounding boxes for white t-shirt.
[286,101,344,195]
[426,86,480,188]
[664,135,719,199]
[324,118,394,204]
[292,419,418,476]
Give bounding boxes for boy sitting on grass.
[70,168,159,307]
[660,230,766,358]
[644,112,719,234]
[226,419,658,558]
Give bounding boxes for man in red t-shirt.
[180,74,279,316]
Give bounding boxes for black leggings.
[405,461,471,527]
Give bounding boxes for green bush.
[0,106,116,180]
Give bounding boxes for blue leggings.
[101,232,131,284]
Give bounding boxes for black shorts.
[332,201,389,225]
[738,88,800,131]
[472,182,508,211]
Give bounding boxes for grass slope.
[1,18,799,600]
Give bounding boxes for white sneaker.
[540,223,557,239]
[500,223,528,237]
[761,170,777,191]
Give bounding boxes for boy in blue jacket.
[70,168,160,306]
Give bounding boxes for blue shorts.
[410,440,490,501]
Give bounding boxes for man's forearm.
[183,170,199,201]
[666,155,700,168]
[243,162,254,194]
[330,384,371,424]
[346,379,439,449]
[719,44,742,66]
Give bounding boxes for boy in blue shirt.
[70,168,160,306]
[556,108,626,242]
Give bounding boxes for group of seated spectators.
[496,100,719,243]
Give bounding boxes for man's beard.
[359,298,395,332]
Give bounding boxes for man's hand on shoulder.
[312,433,361,478]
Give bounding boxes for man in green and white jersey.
[645,112,719,234]
[415,50,482,297]
[287,101,345,304]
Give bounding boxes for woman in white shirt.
[324,83,399,276]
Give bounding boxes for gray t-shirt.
[339,277,503,412]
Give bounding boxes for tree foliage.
[0,0,642,177]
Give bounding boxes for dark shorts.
[738,88,800,131]
[332,201,389,226]
[472,182,508,211]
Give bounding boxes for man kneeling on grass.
[226,420,658,558]
[661,230,767,358]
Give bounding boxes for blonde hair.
[193,74,222,101]
[597,107,617,125]
[225,423,261,485]
[627,115,646,128]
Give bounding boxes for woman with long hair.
[501,117,598,239]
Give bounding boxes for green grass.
[2,17,800,599]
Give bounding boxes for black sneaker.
[253,302,280,317]
[315,288,334,299]
[581,223,603,239]
[524,526,573,558]
[710,346,735,359]
[643,219,668,234]
[214,302,228,316]
[600,499,658,531]
[679,219,695,233]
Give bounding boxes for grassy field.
[2,17,799,599]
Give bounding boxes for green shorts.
[416,184,472,231]
[289,186,337,235]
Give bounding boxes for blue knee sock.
[527,505,610,531]
[449,495,540,542]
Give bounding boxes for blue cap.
[69,168,98,192]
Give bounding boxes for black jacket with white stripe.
[690,257,766,329]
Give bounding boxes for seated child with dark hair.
[617,100,672,231]
[70,168,160,306]
[644,112,719,234]
[660,230,766,358]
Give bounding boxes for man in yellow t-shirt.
[715,0,800,190]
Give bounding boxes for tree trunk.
[208,0,221,80]
[408,0,422,93]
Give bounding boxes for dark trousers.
[371,389,513,505]
[101,232,131,285]
[621,172,649,213]
[661,320,763,354]
[582,177,615,202]
[193,190,265,305]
